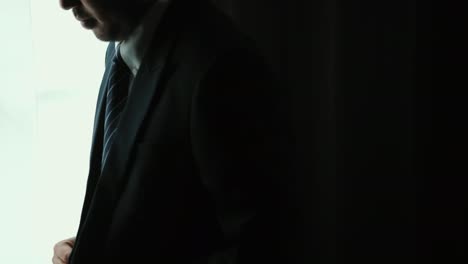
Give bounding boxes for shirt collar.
[117,0,171,76]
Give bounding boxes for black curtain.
[213,0,467,263]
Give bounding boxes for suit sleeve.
[190,48,292,263]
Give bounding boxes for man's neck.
[118,0,171,76]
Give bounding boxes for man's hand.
[52,237,76,264]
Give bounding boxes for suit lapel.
[72,17,181,263]
[98,0,186,195]
[71,1,198,262]
[97,32,178,203]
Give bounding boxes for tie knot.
[111,46,131,75]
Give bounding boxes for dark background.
[213,0,467,263]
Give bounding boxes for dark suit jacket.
[69,0,291,263]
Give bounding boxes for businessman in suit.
[53,0,291,263]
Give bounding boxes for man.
[53,0,291,263]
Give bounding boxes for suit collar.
[97,0,202,192]
[74,3,184,258]
[91,0,187,173]
[92,12,180,203]
[87,0,208,181]
[72,2,223,261]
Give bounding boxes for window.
[0,1,106,262]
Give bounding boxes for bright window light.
[0,1,107,263]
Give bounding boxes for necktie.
[102,46,131,167]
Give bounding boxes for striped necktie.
[102,46,131,167]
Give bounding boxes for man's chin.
[92,29,118,42]
[92,26,129,42]
[92,30,113,42]
[80,22,111,41]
